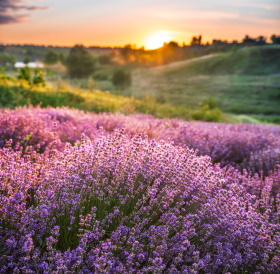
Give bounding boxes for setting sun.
[144,31,173,50]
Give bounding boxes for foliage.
[0,75,192,121]
[0,85,84,110]
[1,33,279,69]
[131,46,280,124]
[271,34,280,44]
[165,46,280,76]
[192,97,221,122]
[191,35,202,46]
[120,44,134,63]
[23,55,31,64]
[112,70,131,87]
[44,50,59,64]
[98,54,112,65]
[192,105,221,122]
[32,69,46,86]
[94,72,109,80]
[0,107,279,272]
[160,41,181,63]
[58,52,67,64]
[0,52,16,68]
[17,68,46,86]
[243,35,267,45]
[0,83,17,107]
[1,106,279,174]
[17,67,32,83]
[66,45,95,78]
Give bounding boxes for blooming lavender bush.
[1,106,279,175]
[0,105,280,272]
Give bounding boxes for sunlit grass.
[0,74,200,121]
[129,48,280,124]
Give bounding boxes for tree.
[161,41,180,63]
[23,55,31,64]
[257,36,266,45]
[44,50,59,64]
[120,44,133,63]
[242,35,257,45]
[59,53,66,64]
[198,35,202,45]
[0,53,16,67]
[271,34,280,44]
[191,35,202,46]
[66,45,95,78]
[166,41,179,48]
[98,54,111,65]
[112,70,131,88]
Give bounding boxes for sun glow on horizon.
[144,31,173,50]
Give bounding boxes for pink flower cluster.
[0,106,279,273]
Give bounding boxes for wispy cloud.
[232,2,280,10]
[152,10,239,21]
[0,0,48,24]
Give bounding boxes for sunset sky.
[1,0,279,49]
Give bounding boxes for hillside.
[156,45,280,76]
[130,45,280,124]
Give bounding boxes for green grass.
[46,62,137,96]
[5,45,278,124]
[164,46,280,76]
[127,46,280,124]
[0,75,199,121]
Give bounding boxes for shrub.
[44,50,59,64]
[192,104,222,122]
[0,52,16,68]
[66,45,95,78]
[32,69,46,86]
[94,72,109,80]
[23,55,31,64]
[0,106,279,175]
[0,85,18,108]
[0,85,84,110]
[112,70,131,88]
[17,68,46,86]
[0,124,279,273]
[17,67,32,83]
[98,54,112,65]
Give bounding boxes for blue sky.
[1,0,279,47]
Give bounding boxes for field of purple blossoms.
[0,106,280,273]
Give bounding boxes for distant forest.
[1,33,280,68]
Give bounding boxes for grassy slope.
[129,46,280,124]
[0,76,196,121]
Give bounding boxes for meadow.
[0,106,279,273]
[44,45,280,124]
[0,74,221,122]
[129,46,280,124]
[2,44,280,124]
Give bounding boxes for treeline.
[1,33,280,75]
[118,34,280,66]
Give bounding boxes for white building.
[14,62,44,69]
[14,62,25,68]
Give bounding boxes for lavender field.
[0,106,280,273]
